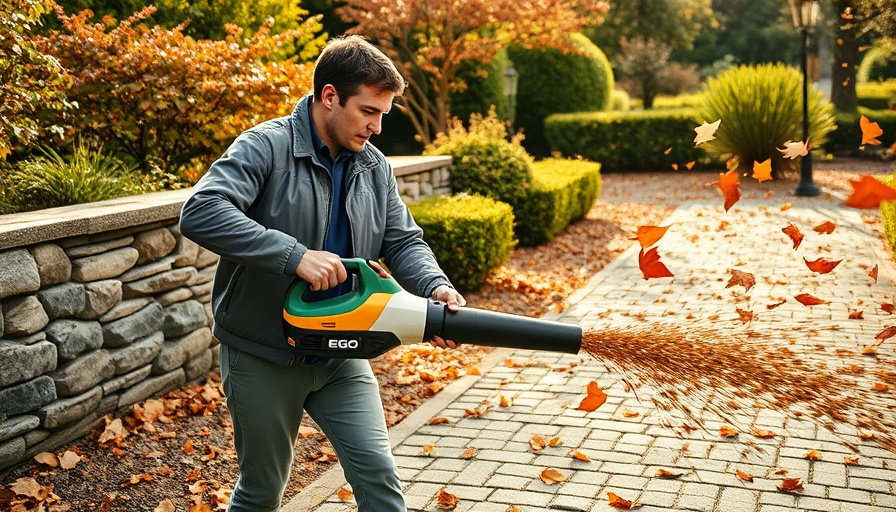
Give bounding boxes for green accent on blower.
[284,258,401,318]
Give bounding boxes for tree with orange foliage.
[337,0,610,145]
[33,5,324,176]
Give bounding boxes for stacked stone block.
[396,163,451,203]
[0,222,219,471]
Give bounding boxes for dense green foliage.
[545,109,708,172]
[450,51,509,127]
[696,63,835,176]
[409,194,516,292]
[858,45,896,83]
[0,142,139,213]
[826,109,896,154]
[514,159,602,246]
[880,172,896,256]
[507,34,614,156]
[856,81,896,110]
[424,112,533,212]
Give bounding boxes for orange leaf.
[633,225,670,248]
[752,159,773,182]
[735,470,754,482]
[539,468,568,484]
[794,293,829,306]
[875,326,896,342]
[849,310,864,319]
[460,447,477,459]
[530,433,548,452]
[780,202,792,211]
[183,439,194,454]
[782,224,804,249]
[775,468,788,475]
[804,450,821,460]
[869,264,879,282]
[437,488,459,509]
[655,468,682,478]
[726,269,755,292]
[844,456,860,465]
[638,247,674,280]
[686,161,696,170]
[813,221,837,234]
[421,444,435,456]
[428,417,451,425]
[750,428,776,439]
[575,381,608,412]
[844,175,896,209]
[777,478,804,492]
[608,491,636,510]
[718,170,741,211]
[883,303,895,314]
[804,257,842,274]
[570,450,591,462]
[860,115,884,146]
[720,426,738,438]
[337,487,354,501]
[871,382,889,392]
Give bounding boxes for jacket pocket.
[220,265,246,317]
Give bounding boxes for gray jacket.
[180,95,451,365]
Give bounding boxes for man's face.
[323,84,394,155]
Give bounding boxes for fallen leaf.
[298,425,319,438]
[860,115,884,146]
[155,499,176,512]
[871,383,889,392]
[464,365,481,376]
[782,224,804,250]
[337,487,354,501]
[726,269,755,292]
[735,470,754,482]
[575,381,608,412]
[428,417,451,425]
[804,450,821,460]
[608,491,638,509]
[735,308,753,323]
[844,456,860,465]
[777,478,804,492]
[437,488,459,509]
[794,293,829,306]
[59,450,81,470]
[638,247,674,280]
[875,326,896,343]
[655,468,682,478]
[122,474,154,487]
[849,310,864,320]
[421,444,435,456]
[460,447,477,459]
[813,221,837,234]
[780,202,792,211]
[844,175,896,209]
[184,439,194,454]
[694,119,721,145]
[34,452,59,468]
[752,159,773,182]
[633,225,670,248]
[869,265,879,282]
[463,400,492,418]
[720,426,738,438]
[622,409,640,418]
[775,468,788,475]
[718,170,741,212]
[499,395,513,407]
[778,139,809,159]
[539,468,567,484]
[570,450,591,462]
[750,428,776,439]
[97,418,128,445]
[804,257,842,274]
[767,299,787,309]
[530,434,548,452]
[882,303,895,314]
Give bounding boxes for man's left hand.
[431,285,465,349]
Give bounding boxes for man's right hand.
[295,250,347,291]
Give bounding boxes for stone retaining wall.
[0,155,451,472]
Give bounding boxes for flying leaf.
[804,257,842,274]
[875,326,896,343]
[694,119,721,145]
[633,225,670,248]
[804,450,821,460]
[860,115,884,146]
[752,159,773,182]
[869,265,879,282]
[726,156,740,171]
[655,469,682,478]
[539,468,568,485]
[608,491,637,510]
[664,147,672,154]
[782,224,804,249]
[777,478,804,492]
[844,175,896,209]
[575,381,608,412]
[437,488,459,509]
[570,450,591,462]
[720,426,738,438]
[686,161,696,170]
[777,139,809,159]
[726,269,755,292]
[337,487,354,501]
[795,293,830,306]
[750,428,776,439]
[718,170,741,211]
[813,221,837,234]
[735,470,754,482]
[638,247,674,280]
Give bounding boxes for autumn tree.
[34,5,323,175]
[337,0,610,145]
[0,0,70,159]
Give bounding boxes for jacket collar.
[290,94,378,174]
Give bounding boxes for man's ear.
[322,85,338,108]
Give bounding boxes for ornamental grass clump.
[697,63,835,177]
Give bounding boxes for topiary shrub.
[450,50,509,125]
[514,158,602,246]
[880,172,896,255]
[825,108,896,155]
[856,81,896,110]
[424,111,534,212]
[409,194,516,292]
[858,45,896,83]
[507,33,614,156]
[610,89,631,112]
[545,108,709,172]
[696,63,836,177]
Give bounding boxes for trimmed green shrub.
[880,172,896,255]
[696,63,836,177]
[545,109,709,172]
[856,81,896,110]
[653,94,704,110]
[514,159,602,246]
[825,108,896,154]
[858,45,896,83]
[424,112,534,211]
[409,194,516,292]
[451,50,509,125]
[507,34,614,156]
[0,142,139,213]
[610,89,631,112]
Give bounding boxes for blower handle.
[284,258,401,318]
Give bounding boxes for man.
[180,35,465,512]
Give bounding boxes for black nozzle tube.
[425,302,581,354]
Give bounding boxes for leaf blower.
[283,258,582,359]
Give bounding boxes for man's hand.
[431,285,466,349]
[295,250,347,291]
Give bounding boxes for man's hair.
[312,35,406,105]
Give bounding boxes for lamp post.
[503,63,519,136]
[790,0,821,197]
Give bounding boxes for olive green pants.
[220,345,406,511]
